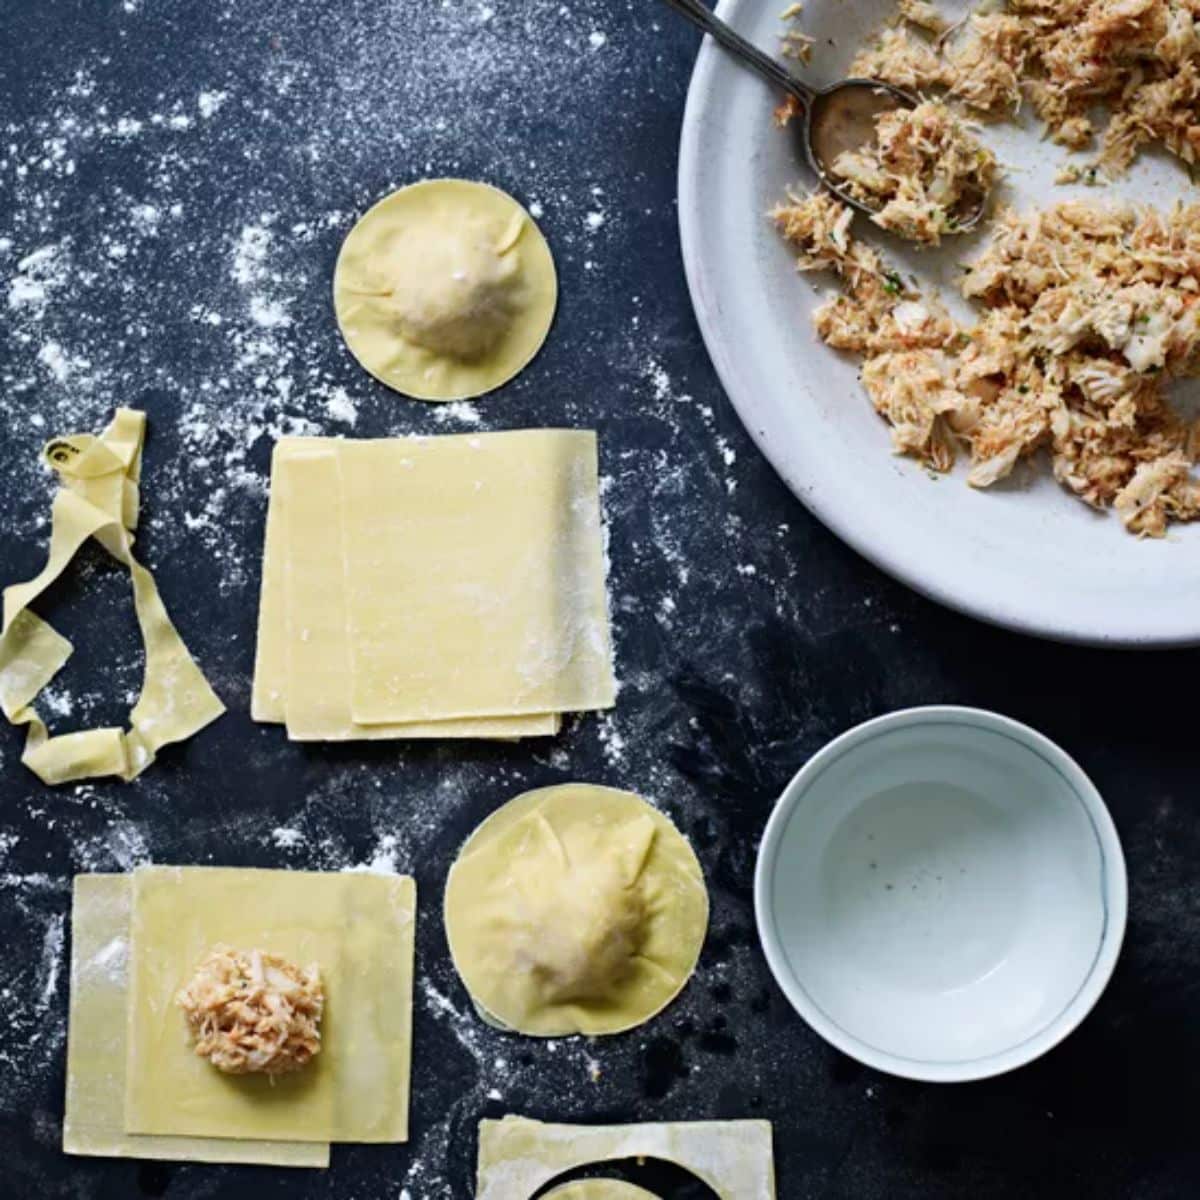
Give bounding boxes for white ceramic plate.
[678,0,1200,645]
[754,707,1127,1082]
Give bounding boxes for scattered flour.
[197,89,229,119]
[231,219,274,287]
[324,386,358,425]
[37,914,65,1007]
[90,934,129,981]
[36,340,72,382]
[271,826,306,850]
[0,4,775,1189]
[74,819,151,872]
[7,242,69,316]
[596,711,627,767]
[249,295,291,328]
[432,400,483,426]
[344,832,402,875]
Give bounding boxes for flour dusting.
[37,914,65,1007]
[0,1,781,1190]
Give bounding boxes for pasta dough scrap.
[125,866,415,1144]
[342,432,615,725]
[251,437,561,739]
[475,1116,777,1200]
[445,784,708,1037]
[0,409,224,784]
[63,875,329,1168]
[333,179,557,401]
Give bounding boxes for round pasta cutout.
[543,1182,662,1200]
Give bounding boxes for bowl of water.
[754,706,1127,1082]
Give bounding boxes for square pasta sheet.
[276,441,556,740]
[476,1116,776,1199]
[124,866,415,1144]
[251,430,615,740]
[63,875,329,1167]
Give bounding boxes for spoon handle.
[661,0,815,105]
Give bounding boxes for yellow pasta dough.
[333,179,557,401]
[63,875,329,1168]
[445,784,708,1037]
[124,866,415,1144]
[251,437,560,740]
[0,409,223,784]
[475,1116,777,1200]
[544,1183,662,1200]
[341,431,615,724]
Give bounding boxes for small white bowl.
[754,706,1127,1082]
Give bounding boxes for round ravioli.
[543,1183,662,1200]
[444,784,709,1037]
[332,178,557,401]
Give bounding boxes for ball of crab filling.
[176,946,323,1076]
[387,226,522,361]
[513,855,647,1005]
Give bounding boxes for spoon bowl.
[663,0,987,232]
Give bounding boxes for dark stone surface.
[0,2,1196,1198]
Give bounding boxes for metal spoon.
[662,0,986,231]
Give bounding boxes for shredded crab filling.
[771,191,1200,536]
[827,99,998,245]
[176,946,324,1076]
[850,0,1200,179]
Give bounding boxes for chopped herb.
[882,272,904,296]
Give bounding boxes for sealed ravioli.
[445,784,708,1037]
[333,179,557,401]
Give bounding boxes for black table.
[1,3,1196,1197]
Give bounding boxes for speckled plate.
[677,0,1200,646]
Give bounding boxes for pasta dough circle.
[444,783,709,1037]
[544,1183,661,1200]
[333,179,557,401]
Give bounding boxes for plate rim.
[676,0,1200,648]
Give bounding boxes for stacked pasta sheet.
[63,866,416,1167]
[251,429,616,741]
